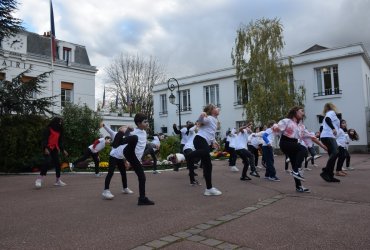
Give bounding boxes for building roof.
[299,44,329,54]
[25,31,91,66]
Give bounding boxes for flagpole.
[50,0,55,113]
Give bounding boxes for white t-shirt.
[336,128,349,149]
[197,115,218,145]
[180,126,196,145]
[234,129,248,150]
[321,110,340,138]
[227,128,237,148]
[183,130,196,151]
[110,144,125,159]
[121,128,147,161]
[88,138,106,153]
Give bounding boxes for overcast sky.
[15,0,370,102]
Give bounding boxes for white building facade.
[153,43,370,152]
[1,31,97,113]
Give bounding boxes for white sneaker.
[204,187,222,196]
[54,180,66,187]
[305,167,312,171]
[122,187,134,194]
[95,173,103,177]
[314,155,322,160]
[285,158,290,163]
[230,166,239,172]
[35,179,42,189]
[313,164,319,167]
[306,156,312,161]
[256,165,263,169]
[102,189,114,200]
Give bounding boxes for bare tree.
[105,53,166,120]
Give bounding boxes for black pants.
[41,148,61,178]
[235,149,250,178]
[123,135,146,199]
[74,148,100,174]
[104,156,127,190]
[184,148,198,182]
[188,135,213,189]
[225,142,237,166]
[336,146,348,171]
[279,136,306,188]
[248,145,259,167]
[321,137,338,178]
[142,144,157,171]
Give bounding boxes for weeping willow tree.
[231,17,305,125]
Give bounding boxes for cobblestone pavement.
[1,154,369,249]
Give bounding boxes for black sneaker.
[240,176,252,181]
[291,171,305,181]
[138,197,155,206]
[250,171,260,178]
[296,186,311,193]
[320,172,331,182]
[330,177,341,183]
[190,180,201,186]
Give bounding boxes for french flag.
[50,0,57,61]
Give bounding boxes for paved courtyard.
[1,154,370,249]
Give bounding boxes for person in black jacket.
[35,117,69,189]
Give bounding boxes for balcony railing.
[313,88,342,97]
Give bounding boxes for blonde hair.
[203,103,217,115]
[322,102,338,115]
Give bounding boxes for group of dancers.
[34,102,358,204]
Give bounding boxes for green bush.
[61,103,102,162]
[159,136,180,160]
[0,115,48,172]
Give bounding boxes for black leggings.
[123,135,146,199]
[279,136,306,188]
[104,156,127,190]
[74,148,100,174]
[41,148,61,178]
[188,135,213,189]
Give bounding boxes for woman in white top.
[187,104,222,196]
[319,103,341,182]
[173,121,196,153]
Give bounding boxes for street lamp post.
[167,78,181,129]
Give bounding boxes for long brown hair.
[286,106,304,120]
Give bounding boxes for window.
[234,81,249,105]
[110,125,121,132]
[314,65,341,97]
[61,82,73,107]
[180,89,191,111]
[159,94,167,115]
[161,126,168,134]
[21,76,37,98]
[63,47,71,63]
[288,72,295,94]
[204,84,220,107]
